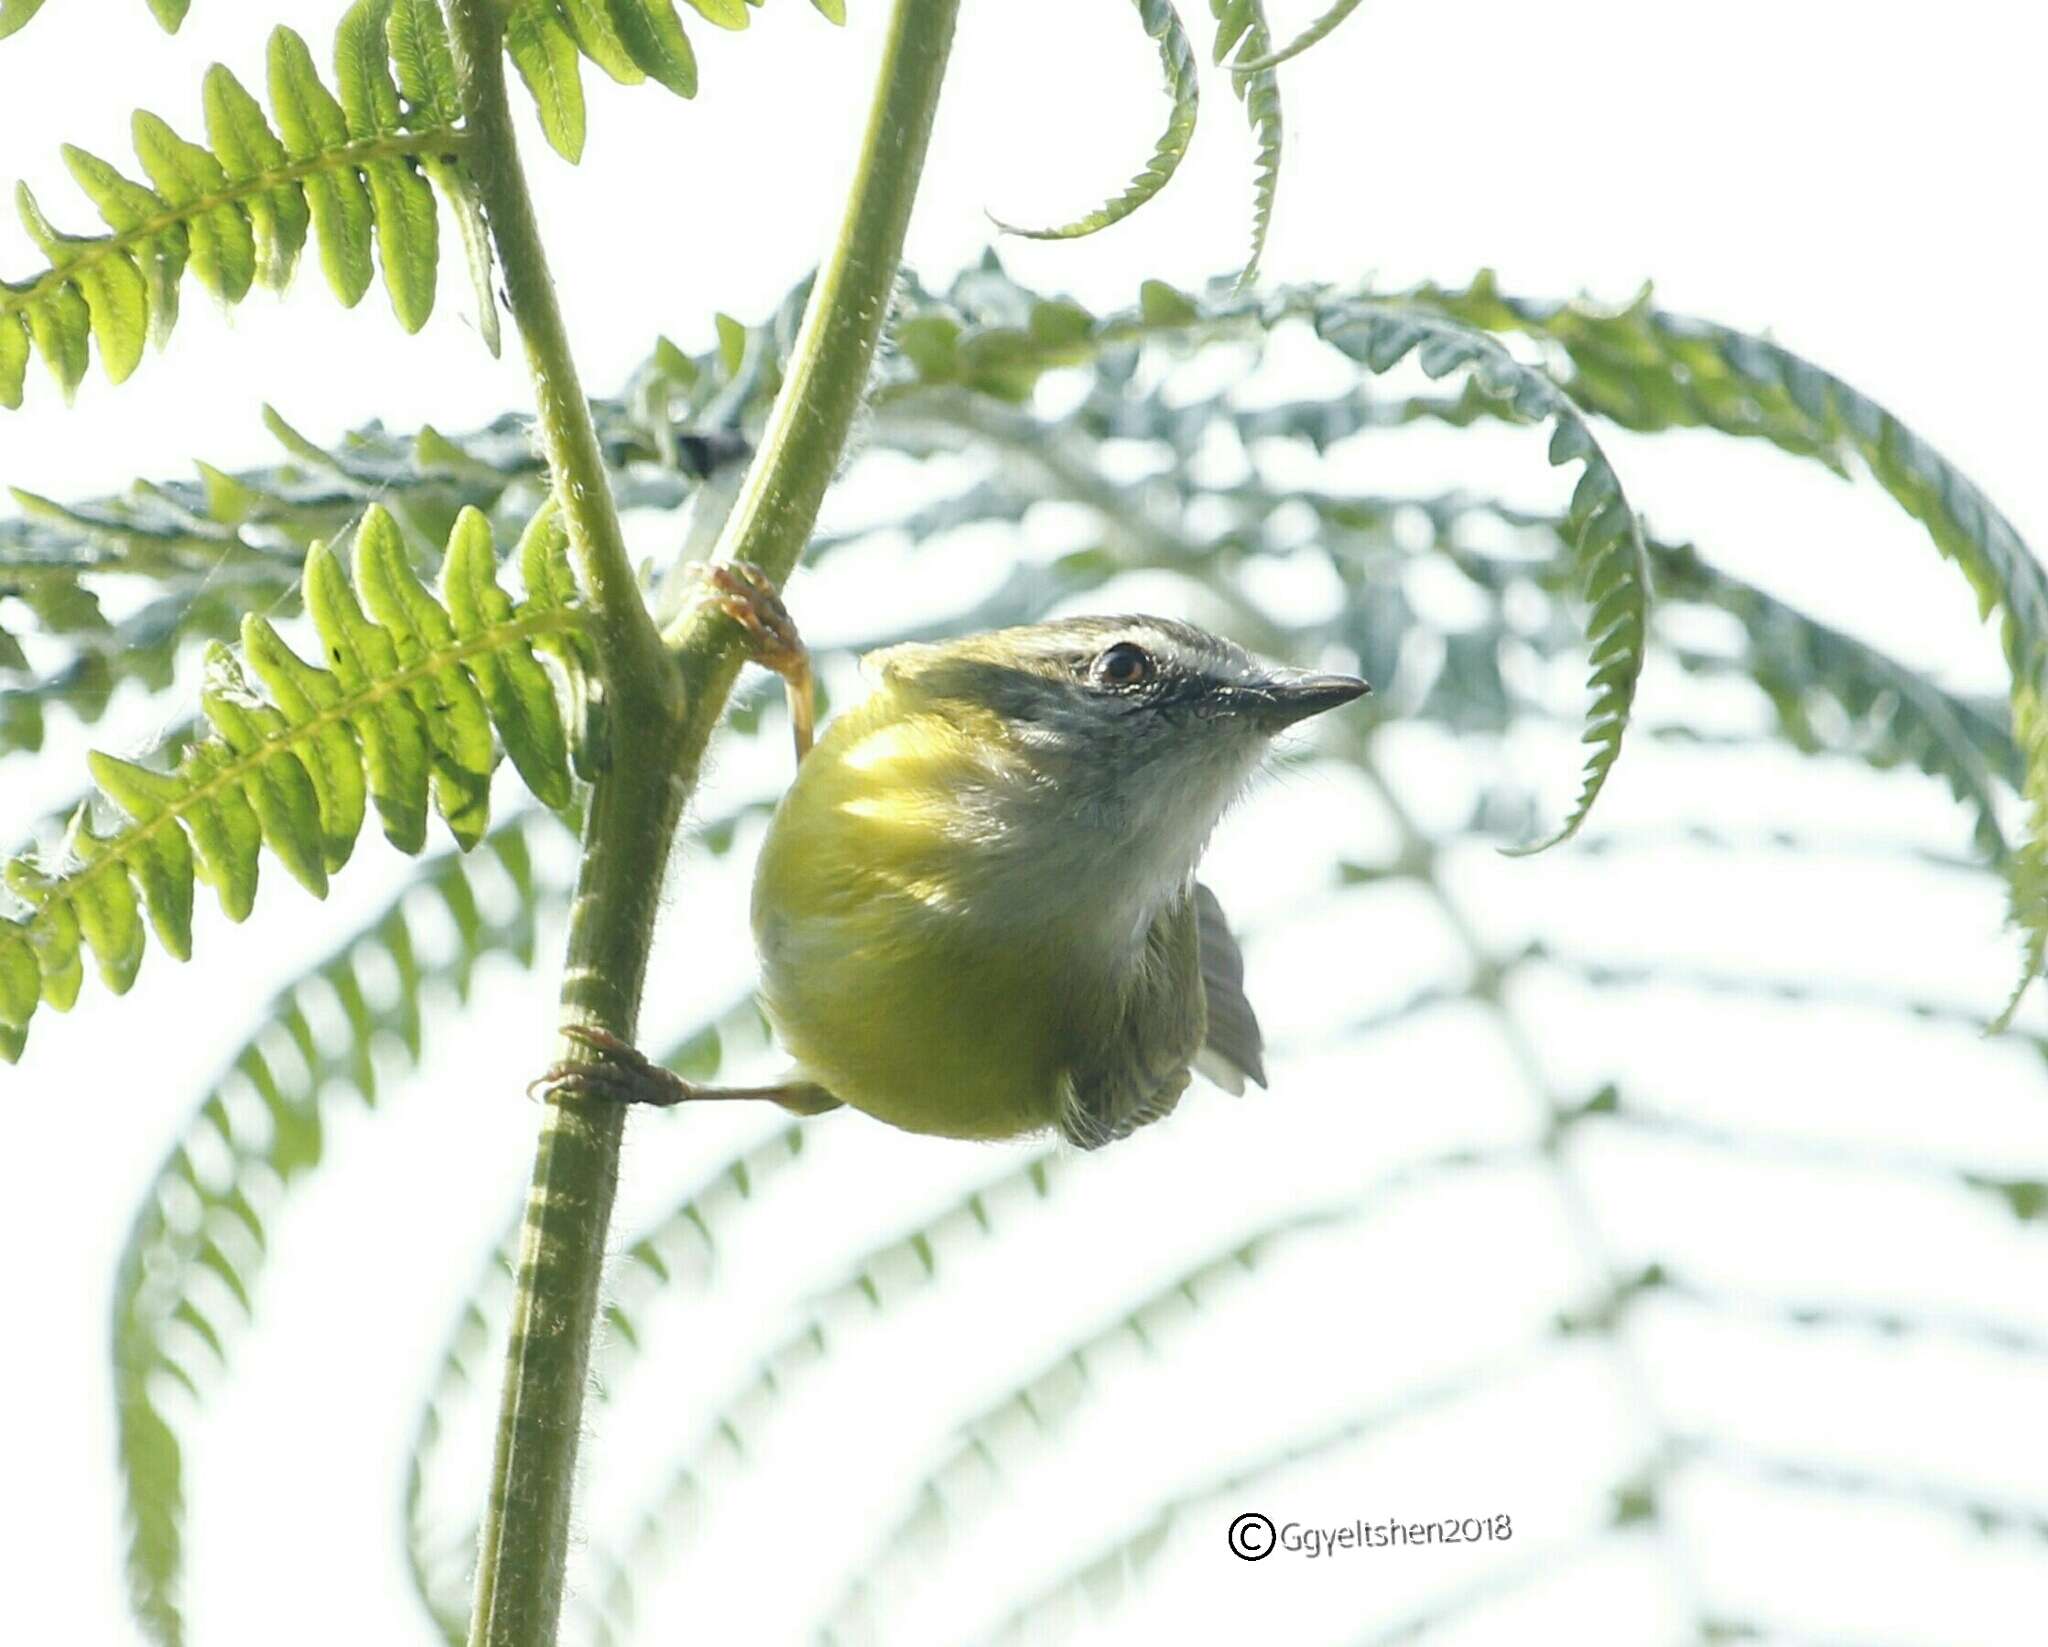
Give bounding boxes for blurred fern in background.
[4,0,2046,1642]
[8,256,2046,1642]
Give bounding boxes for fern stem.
[449,2,959,1644]
[662,0,962,749]
[444,3,671,709]
[443,7,688,1646]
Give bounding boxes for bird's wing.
[1192,880,1267,1094]
[1056,884,1206,1151]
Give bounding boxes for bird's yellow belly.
[755,905,1066,1139]
[748,698,1079,1141]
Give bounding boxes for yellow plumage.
[535,602,1362,1148]
[735,613,1364,1148]
[753,684,1073,1139]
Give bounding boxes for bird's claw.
[528,1023,690,1107]
[683,560,807,682]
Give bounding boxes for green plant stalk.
[445,6,688,1646]
[663,0,962,754]
[447,0,961,1643]
[446,0,671,708]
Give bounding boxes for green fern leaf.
[302,540,437,852]
[557,0,646,83]
[267,25,378,302]
[203,63,312,290]
[240,618,368,871]
[19,275,91,394]
[83,756,197,956]
[0,301,28,405]
[355,507,499,833]
[0,9,492,403]
[390,0,502,353]
[450,505,576,806]
[1317,301,1648,850]
[992,0,1197,243]
[13,184,149,383]
[611,0,700,96]
[59,147,187,345]
[388,0,463,120]
[1422,276,2048,1010]
[335,0,440,331]
[1226,0,1366,69]
[0,503,587,1058]
[0,0,48,41]
[506,0,588,162]
[1209,0,1280,285]
[683,0,748,26]
[131,111,258,303]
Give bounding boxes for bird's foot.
[680,560,815,760]
[684,560,807,683]
[528,1024,694,1108]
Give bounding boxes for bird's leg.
[530,1025,842,1116]
[683,560,815,765]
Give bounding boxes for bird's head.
[863,616,1369,866]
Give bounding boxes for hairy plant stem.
[446,6,686,1646]
[662,0,961,752]
[448,1,960,1643]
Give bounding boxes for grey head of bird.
[865,615,1370,926]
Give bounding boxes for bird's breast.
[749,697,1118,1140]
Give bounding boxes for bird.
[536,564,1369,1150]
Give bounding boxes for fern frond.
[1314,303,1649,850]
[0,0,46,41]
[1209,0,1280,285]
[816,1153,1504,1643]
[971,1350,1538,1646]
[1417,505,2018,869]
[1227,0,1368,70]
[577,1150,1067,1647]
[0,2,495,406]
[0,502,585,1059]
[1676,1435,2048,1553]
[506,0,845,164]
[1649,538,2015,865]
[1413,275,2048,1003]
[990,0,1198,243]
[0,0,188,39]
[112,815,565,1647]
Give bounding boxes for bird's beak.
[1251,668,1371,728]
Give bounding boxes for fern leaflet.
[1314,302,1650,851]
[1419,273,2048,1013]
[0,3,499,405]
[990,0,1198,244]
[1229,0,1367,70]
[0,501,586,1059]
[1209,0,1281,285]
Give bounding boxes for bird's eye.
[1091,641,1153,688]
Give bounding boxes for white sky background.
[4,2,2048,1643]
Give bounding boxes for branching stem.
[446,1,961,1643]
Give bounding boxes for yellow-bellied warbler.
[540,578,1368,1151]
